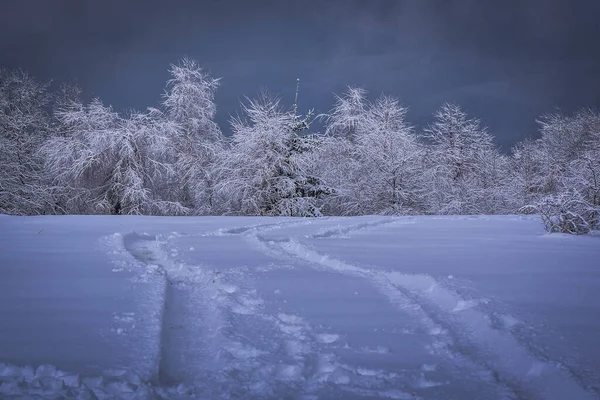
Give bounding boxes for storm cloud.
[1,0,599,150]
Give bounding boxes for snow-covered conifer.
[217,89,329,217]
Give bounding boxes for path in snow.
[122,232,227,386]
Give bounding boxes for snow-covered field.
[0,215,599,400]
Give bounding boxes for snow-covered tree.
[7,58,598,223]
[310,135,358,215]
[0,69,52,215]
[319,90,426,215]
[505,138,547,211]
[217,92,330,216]
[472,140,510,214]
[53,81,82,117]
[422,103,503,215]
[356,96,424,214]
[162,58,223,213]
[316,88,371,215]
[41,99,184,215]
[522,109,600,233]
[536,110,600,197]
[325,87,369,143]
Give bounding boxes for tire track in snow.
[121,232,168,383]
[122,232,226,385]
[119,226,334,397]
[244,223,510,398]
[226,219,432,398]
[265,236,595,400]
[102,232,168,382]
[202,219,309,237]
[383,272,597,400]
[245,218,404,264]
[307,217,406,239]
[108,220,332,395]
[269,238,512,397]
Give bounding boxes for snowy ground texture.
[1,215,599,400]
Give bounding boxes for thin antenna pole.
[293,78,300,117]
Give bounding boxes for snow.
[1,215,599,399]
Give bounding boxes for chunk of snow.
[276,364,303,381]
[452,299,478,312]
[277,313,304,325]
[421,364,437,372]
[315,333,340,344]
[527,361,546,377]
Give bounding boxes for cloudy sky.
[1,0,599,150]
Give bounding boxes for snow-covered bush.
[516,109,600,234]
[524,189,599,234]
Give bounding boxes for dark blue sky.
[2,0,599,151]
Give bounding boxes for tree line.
[1,59,598,234]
